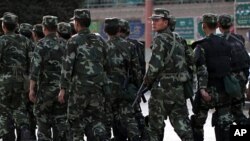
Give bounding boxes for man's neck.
[205,30,216,36]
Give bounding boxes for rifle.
[132,83,148,107]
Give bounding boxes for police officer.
[59,9,109,141]
[218,14,250,125]
[143,8,194,141]
[32,24,44,43]
[104,17,141,141]
[0,12,33,141]
[191,13,234,141]
[57,22,72,40]
[29,15,67,141]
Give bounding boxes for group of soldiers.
[0,7,250,141]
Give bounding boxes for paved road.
[140,92,250,141]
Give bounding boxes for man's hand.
[200,89,211,102]
[29,89,37,103]
[58,89,65,104]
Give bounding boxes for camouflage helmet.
[0,12,18,24]
[104,17,120,26]
[218,14,233,27]
[33,24,43,33]
[150,8,170,20]
[42,15,58,26]
[119,19,130,34]
[201,13,217,24]
[169,15,176,32]
[57,22,71,35]
[19,23,33,33]
[71,9,91,20]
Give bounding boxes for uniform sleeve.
[29,42,43,82]
[26,40,35,75]
[144,37,166,88]
[60,39,77,89]
[194,45,208,90]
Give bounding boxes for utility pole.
[145,0,153,48]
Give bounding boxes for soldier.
[57,22,72,40]
[29,15,68,141]
[18,22,37,141]
[118,18,148,141]
[0,12,33,141]
[191,13,234,141]
[104,17,141,141]
[143,8,194,141]
[119,19,146,77]
[32,24,44,43]
[58,9,109,141]
[218,14,250,125]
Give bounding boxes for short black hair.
[75,18,91,28]
[205,22,217,30]
[58,32,71,40]
[20,31,32,39]
[44,25,57,32]
[104,24,120,36]
[3,22,17,32]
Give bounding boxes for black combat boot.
[190,115,204,141]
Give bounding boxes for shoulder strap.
[165,33,176,63]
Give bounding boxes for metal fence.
[82,0,234,8]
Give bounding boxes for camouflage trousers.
[111,100,140,141]
[34,85,68,141]
[67,85,108,141]
[0,82,30,138]
[148,84,193,141]
[231,71,248,125]
[191,85,234,141]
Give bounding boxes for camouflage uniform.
[0,12,33,140]
[18,22,37,141]
[192,14,234,141]
[218,14,250,125]
[60,9,108,141]
[144,9,193,141]
[30,16,67,141]
[104,18,141,141]
[118,18,147,140]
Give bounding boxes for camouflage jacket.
[106,36,142,89]
[0,31,33,83]
[60,29,108,89]
[144,28,189,88]
[174,33,195,76]
[30,33,66,86]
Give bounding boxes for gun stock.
[132,84,148,107]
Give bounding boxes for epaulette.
[191,38,207,49]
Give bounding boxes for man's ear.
[164,19,168,26]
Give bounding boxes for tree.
[0,0,81,24]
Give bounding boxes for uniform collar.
[78,28,90,35]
